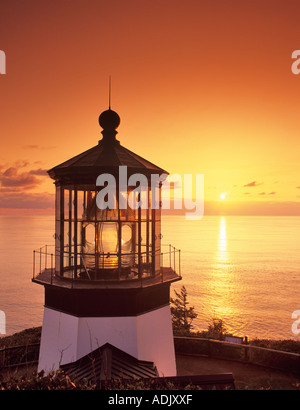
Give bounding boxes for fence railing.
[0,343,40,369]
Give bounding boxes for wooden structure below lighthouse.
[33,106,182,378]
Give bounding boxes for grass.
[0,327,41,349]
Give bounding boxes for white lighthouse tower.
[33,106,181,379]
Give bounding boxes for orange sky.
[0,0,300,215]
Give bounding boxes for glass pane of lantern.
[99,222,118,253]
[64,189,72,220]
[121,223,133,267]
[55,186,61,221]
[63,252,69,269]
[64,221,69,252]
[77,190,84,220]
[148,220,152,247]
[84,191,96,221]
[141,221,150,268]
[85,223,95,245]
[154,218,161,273]
[83,223,95,269]
[122,223,132,243]
[55,186,61,272]
[77,221,82,247]
[140,188,148,221]
[76,221,82,266]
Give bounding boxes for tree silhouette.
[170,286,197,334]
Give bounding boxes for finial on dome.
[98,77,121,144]
[99,108,120,131]
[108,75,111,109]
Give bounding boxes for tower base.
[38,305,177,377]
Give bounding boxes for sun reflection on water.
[209,216,238,325]
[217,216,228,264]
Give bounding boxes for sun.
[220,193,226,200]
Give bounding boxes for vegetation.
[0,369,218,390]
[249,338,300,355]
[0,327,41,349]
[197,318,228,341]
[170,286,198,335]
[170,286,229,341]
[0,368,298,390]
[0,369,93,390]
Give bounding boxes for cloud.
[22,145,39,149]
[0,186,24,193]
[243,181,263,187]
[0,161,52,211]
[29,168,48,176]
[258,191,275,195]
[22,145,56,150]
[0,166,48,189]
[201,200,300,216]
[0,192,54,209]
[0,167,39,189]
[13,160,30,168]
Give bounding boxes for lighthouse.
[33,105,182,378]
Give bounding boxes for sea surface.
[0,215,299,340]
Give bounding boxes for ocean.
[0,214,299,340]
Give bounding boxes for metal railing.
[161,244,181,277]
[33,244,181,285]
[33,245,55,283]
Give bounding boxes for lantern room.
[46,108,171,282]
[33,106,182,286]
